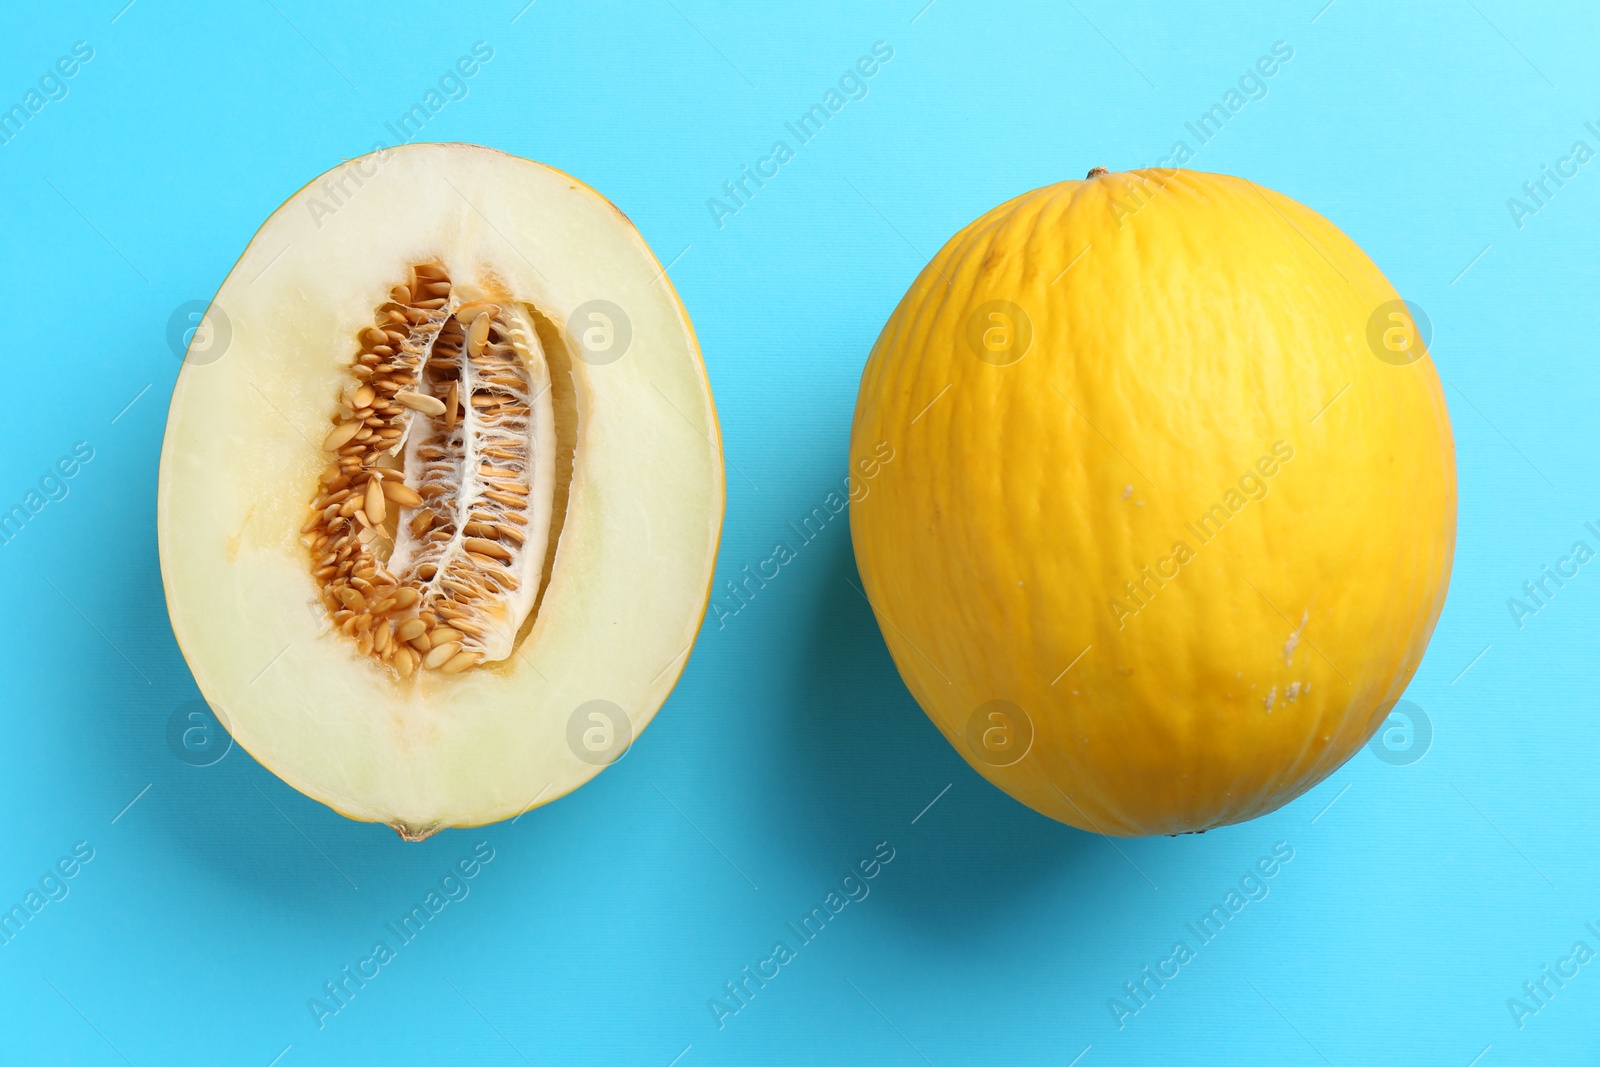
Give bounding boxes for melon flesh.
[158,143,723,839]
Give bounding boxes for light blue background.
[1,1,1595,1063]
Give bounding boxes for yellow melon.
[848,168,1455,836]
[159,144,723,839]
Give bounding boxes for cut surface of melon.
[158,143,723,839]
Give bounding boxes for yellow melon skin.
[848,169,1456,837]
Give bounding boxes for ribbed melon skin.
[849,169,1456,836]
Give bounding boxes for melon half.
[158,143,723,839]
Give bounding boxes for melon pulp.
[848,168,1456,837]
[158,143,723,839]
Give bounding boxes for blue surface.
[1,1,1595,1063]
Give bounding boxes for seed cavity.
[302,262,563,678]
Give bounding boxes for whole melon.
[848,168,1455,836]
